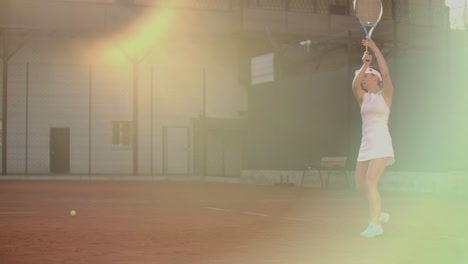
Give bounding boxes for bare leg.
[365,157,388,223]
[355,161,370,197]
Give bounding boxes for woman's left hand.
[362,38,378,52]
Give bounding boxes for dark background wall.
[247,48,467,172]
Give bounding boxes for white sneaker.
[360,222,384,238]
[378,212,390,224]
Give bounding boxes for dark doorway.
[50,128,70,174]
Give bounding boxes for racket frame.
[353,0,383,52]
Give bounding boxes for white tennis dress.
[357,91,395,166]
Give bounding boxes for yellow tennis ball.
[70,210,76,216]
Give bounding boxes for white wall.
[1,34,247,175]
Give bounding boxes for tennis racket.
[353,0,383,54]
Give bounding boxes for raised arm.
[352,52,372,105]
[364,39,394,107]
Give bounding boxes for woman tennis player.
[352,38,394,237]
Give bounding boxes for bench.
[302,156,349,188]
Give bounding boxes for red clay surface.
[0,180,467,264]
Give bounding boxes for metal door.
[163,127,190,175]
[50,128,70,173]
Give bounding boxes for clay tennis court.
[1,180,466,264]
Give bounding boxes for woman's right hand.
[362,51,372,65]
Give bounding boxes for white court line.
[283,217,310,222]
[206,207,233,212]
[89,199,151,204]
[0,212,37,215]
[240,211,269,217]
[200,199,293,203]
[205,207,315,222]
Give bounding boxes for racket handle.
[364,38,370,62]
[365,36,369,52]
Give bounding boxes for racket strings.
[355,0,382,25]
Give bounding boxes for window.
[112,121,132,148]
